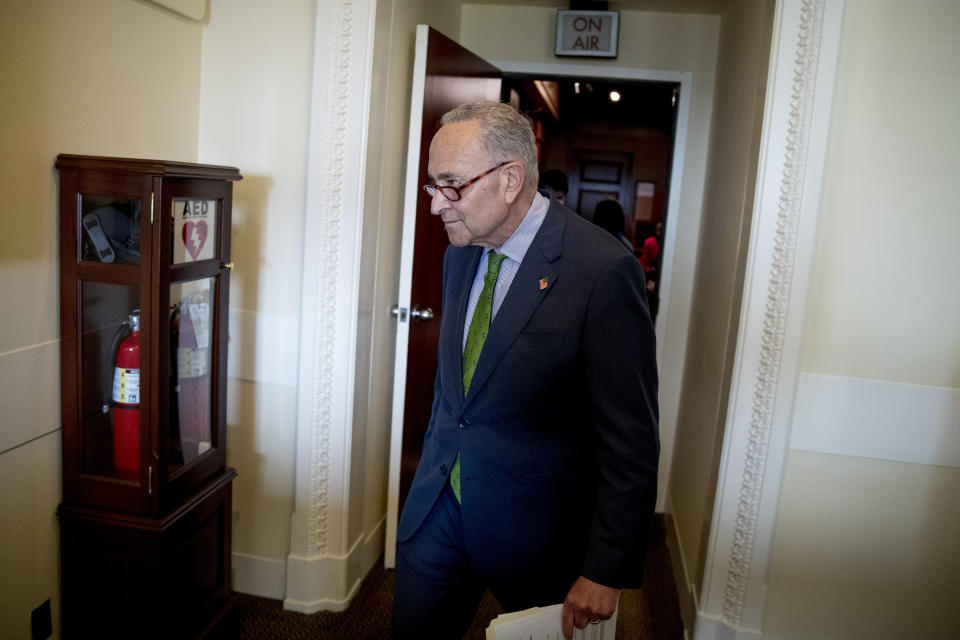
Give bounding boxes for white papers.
[486,603,617,640]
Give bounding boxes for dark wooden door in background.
[570,149,635,243]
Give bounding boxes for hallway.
[236,517,684,639]
[4,2,959,638]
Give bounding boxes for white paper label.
[112,367,140,404]
[189,302,210,350]
[177,347,208,378]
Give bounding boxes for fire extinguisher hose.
[103,320,131,414]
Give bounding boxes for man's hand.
[561,576,620,639]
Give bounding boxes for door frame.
[385,53,692,567]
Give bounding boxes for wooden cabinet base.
[59,469,237,639]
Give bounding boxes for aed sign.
[172,199,218,263]
[555,10,619,58]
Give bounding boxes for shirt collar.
[491,191,549,264]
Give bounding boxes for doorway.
[386,38,695,567]
[501,74,679,323]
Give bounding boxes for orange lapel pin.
[539,277,549,291]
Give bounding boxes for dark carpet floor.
[236,516,684,639]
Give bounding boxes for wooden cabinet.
[56,155,242,638]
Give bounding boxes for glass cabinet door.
[80,196,142,265]
[80,282,142,482]
[74,188,147,489]
[161,182,232,495]
[168,276,215,475]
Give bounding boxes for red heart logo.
[182,221,208,260]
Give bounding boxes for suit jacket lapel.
[463,201,567,407]
[442,246,483,407]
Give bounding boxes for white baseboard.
[665,497,765,640]
[232,552,287,599]
[283,516,386,613]
[693,614,764,640]
[663,503,698,636]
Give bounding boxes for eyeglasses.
[423,161,514,202]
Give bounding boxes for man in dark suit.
[392,102,659,640]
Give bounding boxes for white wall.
[0,1,203,637]
[458,2,722,514]
[765,0,960,637]
[197,0,314,599]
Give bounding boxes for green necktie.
[451,251,507,503]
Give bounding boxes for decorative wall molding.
[698,0,846,636]
[289,0,374,609]
[304,0,355,559]
[285,516,386,614]
[790,373,960,469]
[721,0,825,626]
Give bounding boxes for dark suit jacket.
[397,199,659,592]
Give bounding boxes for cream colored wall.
[196,0,314,598]
[765,452,960,639]
[0,0,202,637]
[766,1,960,637]
[666,0,774,614]
[800,0,960,390]
[0,431,62,639]
[459,2,721,515]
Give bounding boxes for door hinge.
[150,192,155,224]
[148,465,153,495]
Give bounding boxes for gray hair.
[440,102,540,189]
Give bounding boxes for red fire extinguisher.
[111,310,140,473]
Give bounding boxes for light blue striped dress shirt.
[462,192,550,349]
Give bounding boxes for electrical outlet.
[31,599,52,640]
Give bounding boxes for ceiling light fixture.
[609,90,621,103]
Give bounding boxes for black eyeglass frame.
[422,160,516,201]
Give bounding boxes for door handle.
[391,305,434,322]
[410,305,434,321]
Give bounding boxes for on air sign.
[555,10,619,58]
